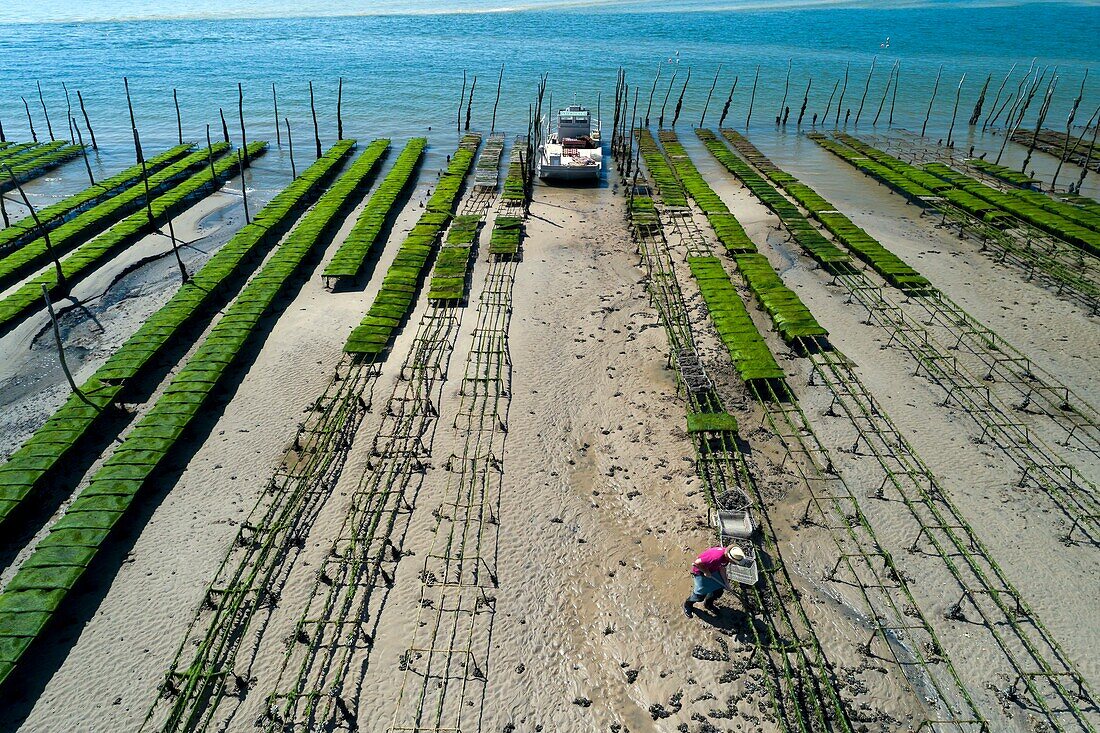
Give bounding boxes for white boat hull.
[538,162,601,181]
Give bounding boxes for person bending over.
[683,544,745,617]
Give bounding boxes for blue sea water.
[0,4,1097,191]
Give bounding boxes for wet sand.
[0,134,1097,732]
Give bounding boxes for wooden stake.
[74,118,94,186]
[700,65,722,128]
[778,59,792,125]
[41,284,88,403]
[611,69,621,151]
[873,61,896,126]
[37,81,55,141]
[921,64,943,137]
[1051,70,1088,189]
[889,62,900,126]
[983,62,1016,130]
[989,91,1015,132]
[219,108,230,144]
[457,70,467,133]
[132,128,159,243]
[1022,74,1058,173]
[968,73,991,126]
[997,68,1045,164]
[465,76,476,132]
[644,62,661,127]
[854,56,876,126]
[309,81,321,158]
[166,214,188,283]
[238,82,249,164]
[671,68,690,128]
[22,98,38,142]
[0,116,5,143]
[124,77,141,162]
[658,70,676,129]
[1076,107,1100,189]
[823,78,839,125]
[206,125,217,183]
[998,62,1038,132]
[237,149,250,224]
[628,88,639,177]
[797,78,811,127]
[337,77,344,140]
[718,76,738,129]
[491,64,504,134]
[77,90,97,150]
[834,62,849,127]
[0,192,8,227]
[747,66,760,128]
[946,73,965,148]
[620,82,630,159]
[174,88,183,145]
[285,117,296,178]
[63,82,75,144]
[273,83,281,146]
[7,166,64,290]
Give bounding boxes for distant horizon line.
[1,0,1096,27]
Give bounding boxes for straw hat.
[726,546,746,563]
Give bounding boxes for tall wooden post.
[968,73,992,126]
[1051,71,1088,189]
[746,66,760,128]
[921,64,943,137]
[718,76,738,129]
[237,149,250,224]
[983,62,1017,130]
[854,56,876,126]
[457,70,467,133]
[834,62,849,127]
[778,59,792,125]
[22,98,38,142]
[997,68,1044,164]
[63,82,75,144]
[657,70,676,129]
[465,76,476,131]
[671,68,690,128]
[491,64,504,134]
[823,78,839,124]
[337,77,344,140]
[644,62,661,127]
[238,82,249,164]
[8,166,64,290]
[889,62,900,126]
[219,108,230,144]
[797,78,811,127]
[946,73,966,148]
[206,125,217,184]
[273,83,281,146]
[700,65,722,128]
[124,77,140,160]
[285,117,296,179]
[77,90,97,150]
[174,88,183,145]
[41,284,88,403]
[873,61,897,126]
[37,81,55,141]
[1075,108,1099,190]
[74,118,94,185]
[309,81,321,158]
[1022,75,1058,173]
